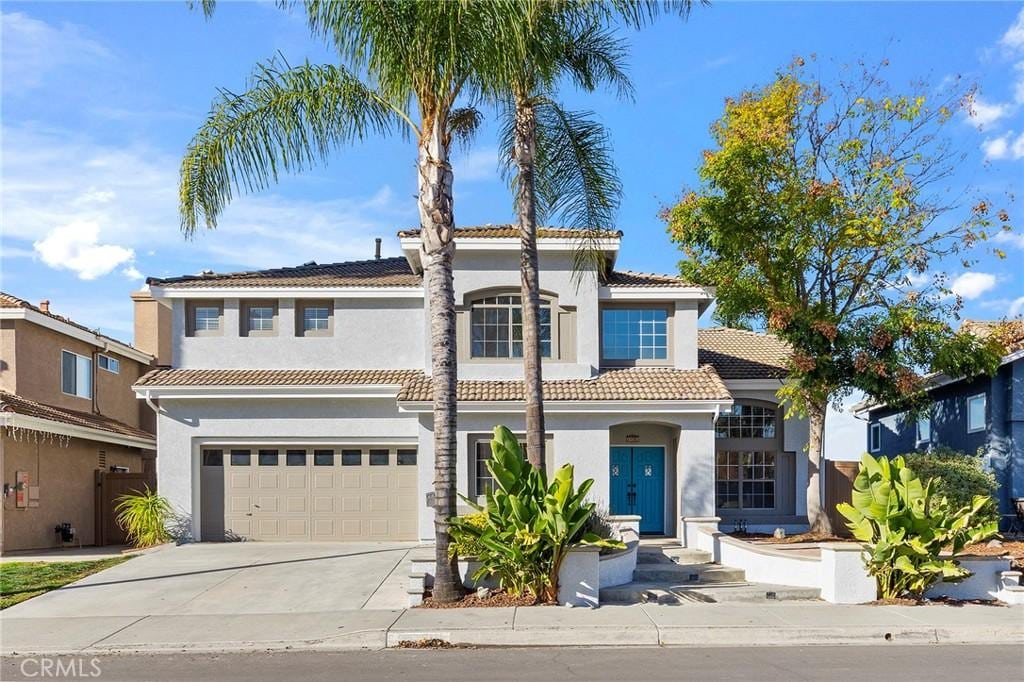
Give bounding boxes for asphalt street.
[3,645,1021,681]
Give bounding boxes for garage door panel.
[214,446,417,542]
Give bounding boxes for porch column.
[677,413,719,547]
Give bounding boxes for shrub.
[901,447,998,523]
[449,425,624,601]
[115,487,173,548]
[448,512,489,559]
[837,453,998,600]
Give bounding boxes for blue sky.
[3,2,1022,459]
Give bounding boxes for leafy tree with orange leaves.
[664,58,1012,533]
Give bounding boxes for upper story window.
[869,423,881,452]
[470,294,551,359]
[187,301,223,336]
[241,300,277,337]
[61,350,92,399]
[967,393,986,433]
[97,354,120,374]
[716,404,776,439]
[297,300,333,337]
[601,307,669,363]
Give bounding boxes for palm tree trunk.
[513,95,546,471]
[806,398,833,535]
[418,115,462,603]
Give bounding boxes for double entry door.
[609,446,665,534]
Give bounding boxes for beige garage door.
[201,446,418,541]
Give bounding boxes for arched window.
[470,294,551,358]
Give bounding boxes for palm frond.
[557,20,634,101]
[179,57,398,235]
[448,107,484,152]
[500,97,622,280]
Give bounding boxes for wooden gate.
[825,461,860,537]
[95,471,150,546]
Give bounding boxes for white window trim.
[98,353,120,374]
[966,393,986,434]
[468,294,553,361]
[916,413,931,445]
[869,423,881,453]
[61,349,93,400]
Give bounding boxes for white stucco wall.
[173,297,424,370]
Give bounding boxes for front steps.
[600,541,821,605]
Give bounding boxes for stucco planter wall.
[925,555,1013,601]
[598,528,639,589]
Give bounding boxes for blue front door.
[608,446,665,534]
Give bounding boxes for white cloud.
[454,146,501,183]
[1010,296,1024,317]
[966,95,1009,128]
[33,221,136,280]
[0,12,112,92]
[982,130,1024,160]
[1000,8,1024,52]
[950,271,998,300]
[993,230,1024,249]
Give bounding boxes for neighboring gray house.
[132,227,810,545]
[854,321,1024,521]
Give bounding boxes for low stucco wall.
[1,433,143,552]
[599,528,639,589]
[925,556,1013,601]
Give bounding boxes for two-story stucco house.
[1,293,157,553]
[133,227,810,546]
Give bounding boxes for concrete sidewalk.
[2,602,1021,654]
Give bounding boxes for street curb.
[4,623,1022,656]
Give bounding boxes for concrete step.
[636,547,712,565]
[600,581,820,605]
[632,563,746,584]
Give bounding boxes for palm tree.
[179,0,501,603]
[492,1,697,469]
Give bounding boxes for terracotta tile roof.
[0,391,155,443]
[697,328,791,380]
[147,257,421,289]
[0,292,151,359]
[134,368,422,387]
[960,319,1024,354]
[397,366,731,402]
[605,270,700,288]
[396,225,622,239]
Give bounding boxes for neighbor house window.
[967,394,986,433]
[917,413,931,444]
[243,301,277,335]
[187,301,222,336]
[61,350,92,399]
[98,354,120,374]
[716,404,776,439]
[869,423,881,452]
[470,294,551,359]
[715,451,775,510]
[601,308,669,362]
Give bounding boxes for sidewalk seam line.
[360,548,410,610]
[638,603,663,645]
[86,615,150,649]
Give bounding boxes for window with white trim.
[193,306,220,331]
[716,404,776,439]
[98,354,120,374]
[474,438,527,496]
[470,294,551,359]
[601,308,669,361]
[967,394,986,433]
[869,423,881,452]
[247,305,275,332]
[715,451,776,510]
[61,350,92,399]
[916,413,931,444]
[303,306,330,331]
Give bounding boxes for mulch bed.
[396,638,473,649]
[962,540,1024,570]
[729,531,853,545]
[866,596,1005,607]
[418,590,555,608]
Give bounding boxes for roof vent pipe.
[374,237,382,260]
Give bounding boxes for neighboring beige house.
[135,227,808,546]
[0,292,157,553]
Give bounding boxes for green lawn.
[0,556,131,609]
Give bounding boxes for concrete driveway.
[2,542,415,619]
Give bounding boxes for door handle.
[627,492,636,507]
